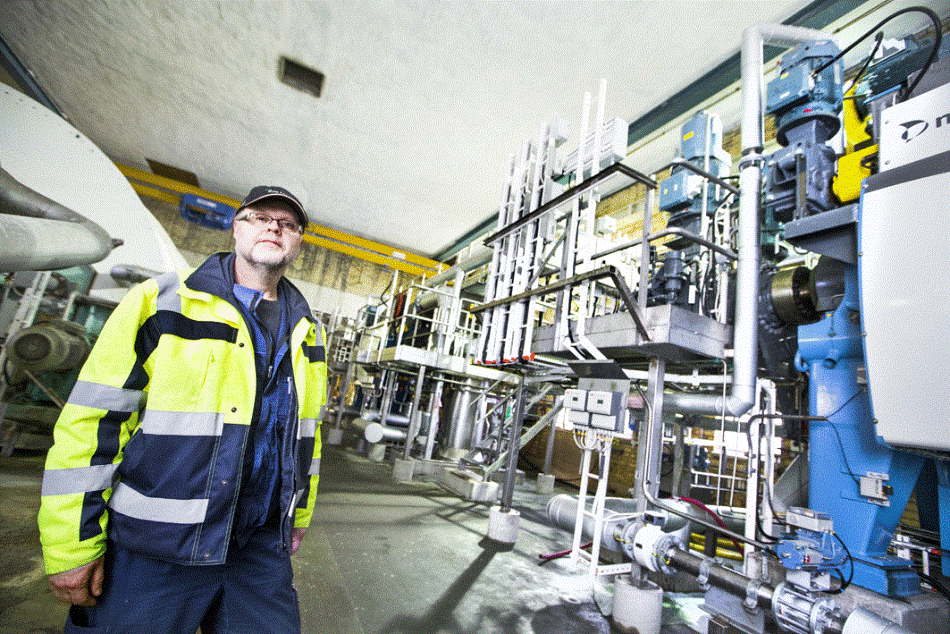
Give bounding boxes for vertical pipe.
[403,365,427,460]
[665,24,833,418]
[377,369,396,430]
[635,358,666,513]
[543,410,558,475]
[672,422,686,497]
[638,188,654,313]
[571,445,594,565]
[500,376,526,513]
[423,379,442,460]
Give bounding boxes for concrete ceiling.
[0,1,944,260]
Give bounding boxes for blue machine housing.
[775,529,847,573]
[798,264,925,597]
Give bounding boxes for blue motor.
[658,110,731,249]
[764,40,843,221]
[774,507,847,580]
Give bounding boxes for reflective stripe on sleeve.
[299,417,318,439]
[108,482,207,524]
[140,410,224,436]
[309,457,320,475]
[42,464,118,496]
[67,381,144,412]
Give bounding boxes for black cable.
[377,273,394,309]
[918,571,950,602]
[851,32,884,88]
[811,6,942,101]
[825,416,862,486]
[829,531,854,593]
[826,386,866,419]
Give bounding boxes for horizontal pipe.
[420,245,493,289]
[669,548,773,607]
[351,417,408,443]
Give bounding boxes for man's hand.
[291,527,307,555]
[48,556,105,606]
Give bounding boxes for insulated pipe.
[352,417,408,443]
[364,423,408,444]
[545,494,729,553]
[665,23,833,418]
[0,167,118,271]
[422,245,492,287]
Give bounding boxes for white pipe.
[665,24,833,418]
[420,245,493,289]
[842,607,917,634]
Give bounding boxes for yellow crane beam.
[116,162,444,277]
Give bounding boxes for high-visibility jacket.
[38,253,327,575]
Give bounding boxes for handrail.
[471,265,650,341]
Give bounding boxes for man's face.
[232,200,303,270]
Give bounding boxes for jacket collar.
[183,252,315,328]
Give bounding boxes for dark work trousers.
[64,525,299,634]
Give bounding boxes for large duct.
[665,24,834,418]
[0,167,118,271]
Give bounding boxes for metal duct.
[665,24,834,418]
[416,246,493,309]
[443,380,476,452]
[352,417,408,443]
[545,494,729,553]
[0,167,118,271]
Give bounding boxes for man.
[38,186,327,633]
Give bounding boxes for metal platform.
[361,345,520,383]
[532,304,732,364]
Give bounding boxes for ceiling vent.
[146,159,201,188]
[279,57,324,98]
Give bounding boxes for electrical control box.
[563,376,630,435]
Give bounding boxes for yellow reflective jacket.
[38,253,327,574]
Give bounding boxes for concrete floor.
[0,439,702,634]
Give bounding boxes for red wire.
[677,496,744,554]
[539,541,593,561]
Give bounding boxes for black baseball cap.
[237,185,308,229]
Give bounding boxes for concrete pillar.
[612,576,662,634]
[536,473,556,495]
[326,427,344,446]
[487,506,520,543]
[393,458,415,483]
[367,443,386,462]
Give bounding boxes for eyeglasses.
[236,211,302,234]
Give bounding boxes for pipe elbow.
[723,387,755,418]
